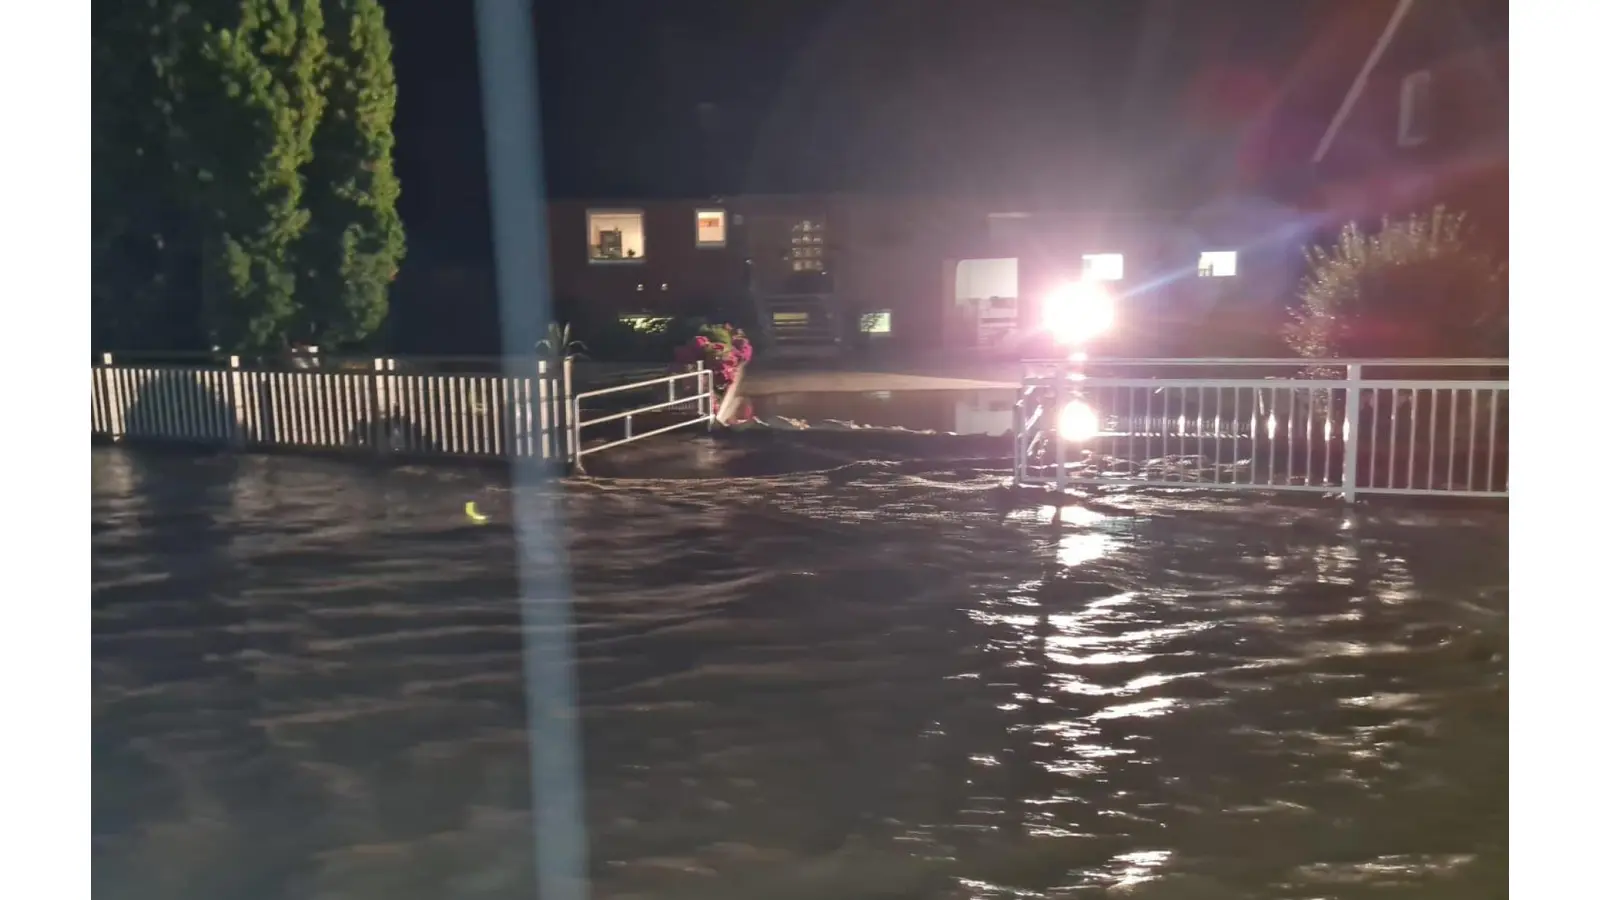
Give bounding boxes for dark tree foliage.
[296,0,406,350]
[1286,207,1508,361]
[93,0,404,355]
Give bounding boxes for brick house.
[544,192,1301,358]
[1271,0,1508,245]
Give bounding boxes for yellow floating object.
[464,501,488,524]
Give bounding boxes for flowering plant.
[674,322,753,393]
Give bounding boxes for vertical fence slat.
[286,371,301,446]
[1466,388,1480,493]
[1283,388,1296,486]
[445,374,457,455]
[1445,388,1458,490]
[450,376,464,455]
[491,377,506,457]
[301,372,315,446]
[91,368,104,435]
[1487,387,1501,492]
[426,375,440,454]
[277,371,291,445]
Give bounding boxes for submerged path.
[93,447,1506,900]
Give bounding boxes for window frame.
[789,217,827,272]
[1398,69,1432,148]
[1197,250,1238,278]
[1081,252,1125,282]
[860,310,892,335]
[585,208,647,264]
[694,208,727,248]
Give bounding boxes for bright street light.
[1041,280,1114,346]
[1057,399,1100,443]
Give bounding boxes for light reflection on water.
[93,449,1506,900]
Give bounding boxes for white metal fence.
[91,353,713,465]
[1013,359,1509,500]
[570,363,714,471]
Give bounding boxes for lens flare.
[1058,399,1100,443]
[1042,281,1114,345]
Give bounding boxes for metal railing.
[1013,358,1508,501]
[570,362,713,471]
[92,352,577,461]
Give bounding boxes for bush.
[578,317,673,361]
[1286,207,1507,360]
[673,322,753,394]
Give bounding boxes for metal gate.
[1012,358,1508,500]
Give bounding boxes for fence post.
[1012,389,1024,486]
[536,359,553,462]
[224,356,246,448]
[99,352,125,440]
[564,356,578,466]
[1053,367,1067,492]
[1341,363,1362,502]
[695,360,708,422]
[370,358,389,456]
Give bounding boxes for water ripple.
[93,448,1506,900]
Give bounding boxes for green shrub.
[1286,207,1507,360]
[534,322,586,359]
[578,317,672,361]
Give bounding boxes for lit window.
[1398,70,1432,147]
[773,311,810,327]
[1082,253,1124,281]
[790,218,826,272]
[1198,251,1237,277]
[860,311,892,334]
[696,209,726,247]
[618,314,670,332]
[587,210,645,262]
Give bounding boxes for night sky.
[385,0,1349,266]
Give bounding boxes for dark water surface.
[93,447,1507,900]
[750,389,1017,434]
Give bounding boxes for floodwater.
[750,389,1018,434]
[93,446,1507,900]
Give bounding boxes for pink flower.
[694,335,710,347]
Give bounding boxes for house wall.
[986,208,1302,356]
[1314,0,1507,247]
[545,198,747,323]
[540,192,1301,354]
[545,192,1001,347]
[828,195,994,348]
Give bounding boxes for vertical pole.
[1012,389,1024,486]
[1341,363,1362,502]
[537,358,553,462]
[695,360,707,419]
[564,355,578,464]
[369,358,388,456]
[474,1,589,897]
[224,356,245,448]
[1053,368,1067,491]
[100,352,124,440]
